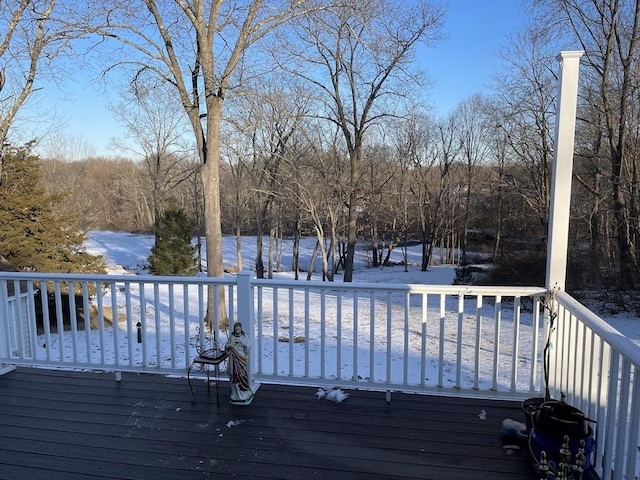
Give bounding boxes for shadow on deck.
[0,368,538,479]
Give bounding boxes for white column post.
[545,51,584,291]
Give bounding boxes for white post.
[545,51,584,291]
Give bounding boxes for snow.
[502,418,528,438]
[83,230,638,346]
[225,419,244,428]
[326,389,349,403]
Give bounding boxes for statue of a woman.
[225,322,253,404]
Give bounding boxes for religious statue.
[225,322,254,404]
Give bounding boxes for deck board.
[0,368,537,480]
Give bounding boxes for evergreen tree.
[0,146,105,273]
[148,204,198,276]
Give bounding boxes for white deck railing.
[549,291,639,480]
[0,271,637,479]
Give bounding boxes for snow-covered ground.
[84,230,639,346]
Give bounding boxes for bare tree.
[38,133,97,162]
[481,104,514,263]
[494,25,558,246]
[220,129,252,273]
[78,0,318,326]
[399,112,459,271]
[361,140,398,268]
[454,94,493,261]
[110,82,196,223]
[278,0,444,281]
[533,0,640,287]
[225,77,308,278]
[0,0,69,180]
[287,147,344,281]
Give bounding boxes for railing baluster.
[257,285,264,374]
[96,284,105,365]
[82,282,91,364]
[438,293,445,388]
[288,287,294,376]
[320,289,326,380]
[530,296,541,392]
[403,292,409,387]
[304,289,310,378]
[336,291,342,380]
[584,328,597,420]
[473,295,482,390]
[420,293,427,389]
[54,282,64,362]
[24,281,37,361]
[369,290,375,384]
[626,370,639,479]
[567,310,577,405]
[593,339,608,471]
[140,282,148,366]
[614,359,631,477]
[511,296,521,392]
[601,351,619,480]
[153,283,161,368]
[227,283,235,328]
[110,281,119,367]
[272,286,278,376]
[183,283,190,370]
[456,294,463,388]
[0,281,12,362]
[575,318,587,411]
[125,281,133,367]
[68,282,78,363]
[492,295,501,391]
[555,306,568,398]
[353,291,359,382]
[168,283,176,369]
[39,283,50,360]
[386,292,392,386]
[9,281,21,357]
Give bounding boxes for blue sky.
[421,0,527,113]
[39,0,528,158]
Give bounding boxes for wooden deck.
[0,368,538,480]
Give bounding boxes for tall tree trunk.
[268,227,275,279]
[293,217,300,281]
[611,152,637,286]
[202,98,227,330]
[255,228,264,279]
[344,148,360,282]
[235,224,243,272]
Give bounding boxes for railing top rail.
[0,270,548,299]
[556,290,640,368]
[251,277,547,297]
[0,271,236,286]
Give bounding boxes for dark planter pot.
[530,426,596,475]
[522,397,545,434]
[533,400,593,439]
[524,398,598,477]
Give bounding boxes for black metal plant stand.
[187,330,228,407]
